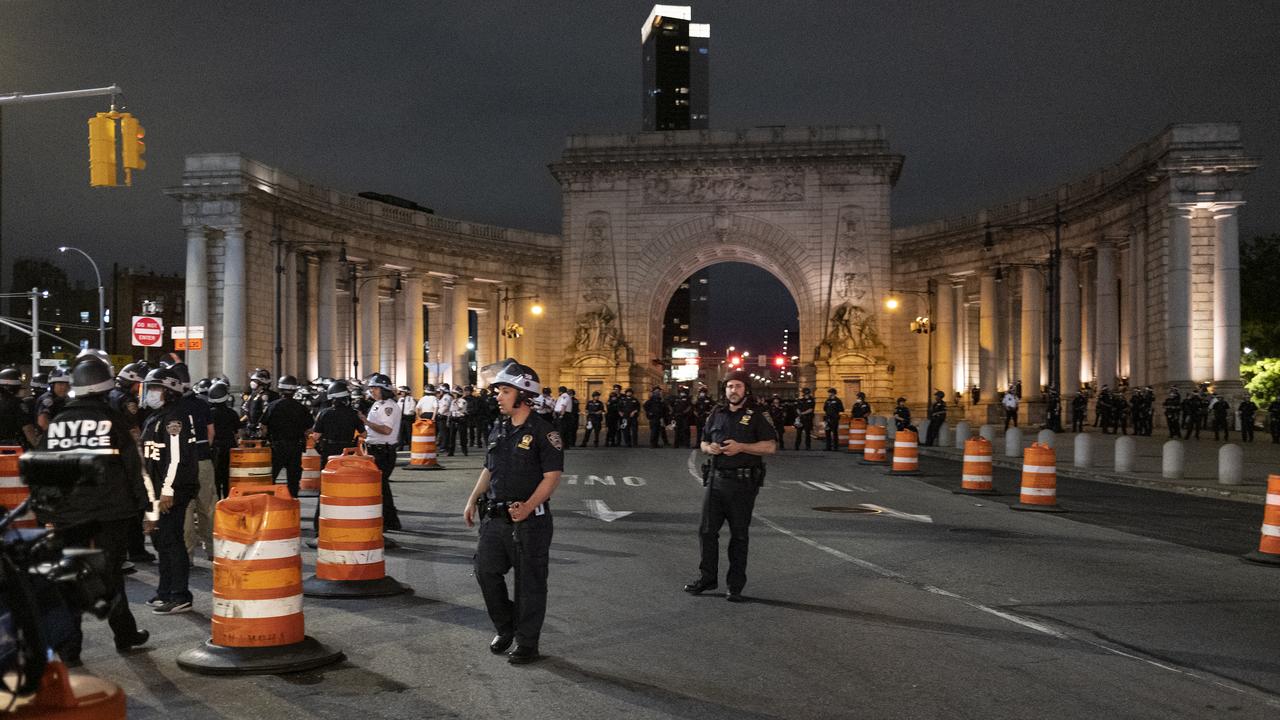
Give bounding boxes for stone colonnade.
[891,124,1256,422]
[168,154,559,394]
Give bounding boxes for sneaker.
[145,596,166,607]
[120,561,137,575]
[152,600,192,615]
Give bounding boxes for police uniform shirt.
[36,390,68,424]
[797,396,816,418]
[415,394,438,417]
[0,392,26,445]
[851,400,872,419]
[313,404,363,447]
[179,392,213,461]
[586,399,604,418]
[929,400,947,420]
[484,414,564,502]
[211,404,242,448]
[365,398,401,445]
[823,396,844,418]
[703,403,775,470]
[107,386,141,429]
[39,397,149,526]
[261,396,313,443]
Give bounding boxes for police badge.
[547,432,563,450]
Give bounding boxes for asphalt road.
[75,444,1280,719]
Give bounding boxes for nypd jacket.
[140,404,198,520]
[38,397,149,525]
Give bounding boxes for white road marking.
[575,499,634,522]
[858,503,933,523]
[561,474,647,487]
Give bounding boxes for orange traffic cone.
[860,424,887,464]
[1243,474,1280,566]
[406,418,444,470]
[1011,442,1066,512]
[177,485,344,675]
[847,418,867,455]
[887,429,921,475]
[954,436,998,495]
[299,437,321,497]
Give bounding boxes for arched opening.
[658,262,800,391]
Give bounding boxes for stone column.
[1129,230,1148,387]
[1213,206,1242,387]
[183,225,209,381]
[953,283,968,394]
[316,252,338,378]
[934,278,954,398]
[1118,243,1131,381]
[379,297,396,376]
[221,226,246,391]
[1166,209,1193,384]
[1020,267,1043,400]
[979,271,998,400]
[475,306,495,372]
[305,256,319,380]
[1095,239,1118,389]
[1060,252,1081,393]
[426,290,446,385]
[359,275,381,379]
[282,247,299,376]
[1081,254,1095,386]
[404,276,425,397]
[452,281,472,388]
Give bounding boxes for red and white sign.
[131,315,164,347]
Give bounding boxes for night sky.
[3,1,1277,349]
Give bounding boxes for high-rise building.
[663,268,711,354]
[641,5,709,131]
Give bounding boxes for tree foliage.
[1241,234,1280,357]
[1242,358,1280,404]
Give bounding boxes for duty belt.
[713,467,762,480]
[480,499,548,521]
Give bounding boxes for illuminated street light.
[884,297,900,311]
[530,302,544,316]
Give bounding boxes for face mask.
[144,389,165,409]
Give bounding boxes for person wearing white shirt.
[396,386,417,450]
[416,386,438,419]
[359,373,403,531]
[447,390,469,457]
[1002,389,1020,430]
[553,387,574,449]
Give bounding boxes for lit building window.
[674,45,689,52]
[674,99,689,106]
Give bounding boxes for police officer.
[37,353,151,663]
[464,359,563,665]
[360,373,403,531]
[794,388,815,450]
[684,371,775,602]
[1268,396,1280,444]
[241,368,279,438]
[1072,391,1089,433]
[1210,393,1230,441]
[448,386,469,457]
[18,373,48,448]
[672,387,693,448]
[822,388,844,451]
[139,367,198,614]
[645,387,668,448]
[261,375,314,498]
[0,368,27,446]
[621,388,641,447]
[1239,393,1258,443]
[109,360,154,563]
[1181,391,1202,440]
[767,395,787,448]
[208,381,242,499]
[309,380,364,530]
[583,391,604,447]
[893,397,914,432]
[397,386,417,450]
[925,391,946,445]
[851,391,872,424]
[605,387,621,447]
[35,367,73,438]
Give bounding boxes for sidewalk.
[915,424,1278,505]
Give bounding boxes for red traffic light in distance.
[728,356,741,367]
[774,356,786,367]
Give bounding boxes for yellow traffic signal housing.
[87,112,117,187]
[120,113,145,173]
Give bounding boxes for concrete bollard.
[918,419,930,442]
[1162,439,1185,480]
[1005,427,1023,458]
[938,421,951,446]
[1037,429,1055,449]
[1114,436,1135,472]
[1218,444,1244,486]
[1073,433,1093,468]
[954,421,971,449]
[979,424,996,443]
[885,421,897,441]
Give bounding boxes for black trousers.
[1072,413,1086,432]
[605,420,618,447]
[367,444,402,530]
[211,445,232,499]
[1183,416,1201,439]
[1212,417,1229,441]
[1166,413,1181,437]
[924,418,942,446]
[648,416,667,448]
[271,440,304,498]
[559,415,577,448]
[824,416,839,450]
[1004,408,1018,429]
[795,419,813,450]
[582,416,602,446]
[698,475,759,593]
[155,493,193,603]
[1241,419,1255,442]
[475,512,553,648]
[628,419,639,447]
[57,518,140,662]
[674,420,691,448]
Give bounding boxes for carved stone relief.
[643,173,804,205]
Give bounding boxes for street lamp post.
[984,204,1065,432]
[58,245,105,351]
[496,286,543,359]
[885,282,936,414]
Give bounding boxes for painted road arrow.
[575,499,634,522]
[859,503,934,523]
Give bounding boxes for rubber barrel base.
[303,574,410,599]
[177,636,344,676]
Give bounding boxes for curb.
[917,446,1268,505]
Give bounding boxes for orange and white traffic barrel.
[407,418,442,470]
[300,437,321,497]
[888,428,920,475]
[1012,442,1065,512]
[176,485,344,675]
[837,413,850,449]
[860,424,887,464]
[8,659,127,718]
[955,436,997,495]
[847,418,867,454]
[1243,474,1280,566]
[303,449,408,598]
[230,440,273,494]
[0,446,35,528]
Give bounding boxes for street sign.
[131,315,163,347]
[171,325,202,351]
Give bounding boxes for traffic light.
[88,112,117,187]
[120,113,146,181]
[728,355,741,368]
[774,356,786,368]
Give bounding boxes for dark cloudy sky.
[2,1,1277,345]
